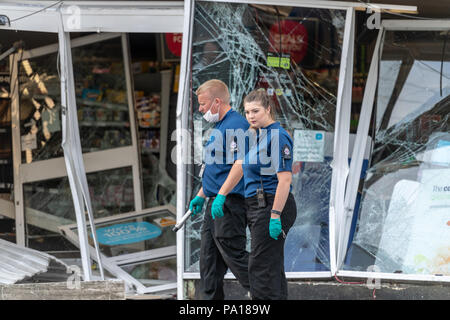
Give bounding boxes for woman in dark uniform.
[211,89,297,300]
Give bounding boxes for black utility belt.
[210,193,244,201]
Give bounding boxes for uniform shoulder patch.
[282,144,291,160]
[230,137,239,153]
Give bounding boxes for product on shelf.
[81,88,102,101]
[105,89,127,104]
[135,92,161,128]
[132,61,160,74]
[140,129,160,153]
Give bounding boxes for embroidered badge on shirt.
[282,144,291,160]
[230,138,239,153]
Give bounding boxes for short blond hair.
[196,79,230,104]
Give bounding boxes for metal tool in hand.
[172,210,192,232]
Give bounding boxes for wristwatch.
[271,209,281,216]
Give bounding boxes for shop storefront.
[0,0,448,300]
[0,1,184,295]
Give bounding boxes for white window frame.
[59,205,178,294]
[0,1,184,33]
[337,19,450,283]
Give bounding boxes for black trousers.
[245,193,297,300]
[199,193,250,300]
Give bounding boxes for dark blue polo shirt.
[202,109,249,198]
[242,122,293,198]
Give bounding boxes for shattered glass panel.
[19,50,63,164]
[344,31,450,276]
[72,36,132,153]
[185,2,346,272]
[23,167,135,251]
[121,257,177,288]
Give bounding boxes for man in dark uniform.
[188,79,250,299]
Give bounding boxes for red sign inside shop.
[165,33,183,57]
[269,20,308,64]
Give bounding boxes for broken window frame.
[8,32,142,280]
[1,1,184,286]
[58,205,178,294]
[10,32,142,242]
[176,0,359,295]
[336,19,450,283]
[176,0,417,299]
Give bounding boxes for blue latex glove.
[269,217,282,240]
[211,194,226,220]
[189,196,205,216]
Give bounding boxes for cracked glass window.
[19,50,62,164]
[184,1,346,272]
[72,37,132,153]
[23,166,135,251]
[344,30,450,276]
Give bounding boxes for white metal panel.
[58,23,95,281]
[0,1,60,33]
[328,7,355,275]
[337,270,450,283]
[338,28,384,271]
[121,33,143,213]
[199,0,417,12]
[0,1,184,33]
[19,146,137,183]
[182,271,332,280]
[382,19,450,30]
[0,238,69,285]
[176,0,194,301]
[107,246,176,266]
[333,7,355,272]
[9,53,25,246]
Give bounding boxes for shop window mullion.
[337,27,384,271]
[10,52,25,246]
